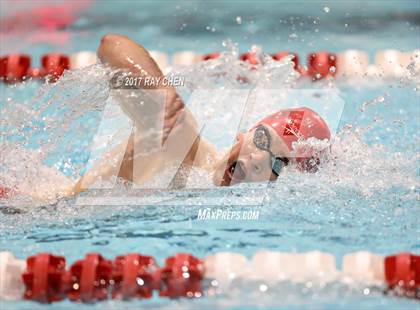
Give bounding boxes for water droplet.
[259,284,268,292]
[236,16,242,24]
[323,6,330,13]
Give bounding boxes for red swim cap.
[254,107,331,171]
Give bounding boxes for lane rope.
[0,251,418,302]
[1,49,418,83]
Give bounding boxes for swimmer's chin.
[212,163,234,187]
[212,170,223,186]
[212,175,231,187]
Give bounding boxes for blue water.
[1,1,420,309]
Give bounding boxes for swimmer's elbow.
[99,34,128,51]
[98,34,124,64]
[97,34,148,66]
[72,179,84,195]
[100,34,124,44]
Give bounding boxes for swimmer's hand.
[18,166,76,204]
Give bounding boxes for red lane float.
[112,253,158,299]
[307,51,337,80]
[0,54,69,82]
[41,54,70,81]
[0,55,31,82]
[239,51,308,76]
[22,253,69,303]
[158,253,204,298]
[272,51,305,74]
[240,51,308,76]
[240,52,259,67]
[385,253,419,290]
[68,253,113,302]
[202,52,221,61]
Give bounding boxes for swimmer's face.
[212,126,290,186]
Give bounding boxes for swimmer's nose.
[248,152,266,162]
[239,159,254,180]
[247,152,268,174]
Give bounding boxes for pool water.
[1,1,419,309]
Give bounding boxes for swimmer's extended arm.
[73,34,217,192]
[98,34,184,142]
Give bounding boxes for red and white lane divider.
[1,49,419,84]
[174,49,420,79]
[0,251,418,303]
[0,52,96,83]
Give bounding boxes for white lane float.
[342,251,384,285]
[375,49,405,77]
[0,252,26,300]
[149,51,169,73]
[204,252,248,288]
[69,51,97,69]
[172,51,201,66]
[336,49,369,77]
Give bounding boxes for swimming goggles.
[253,125,289,176]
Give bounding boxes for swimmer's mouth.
[225,160,246,184]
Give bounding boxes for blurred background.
[1,0,419,64]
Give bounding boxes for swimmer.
[74,34,331,190]
[5,34,331,202]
